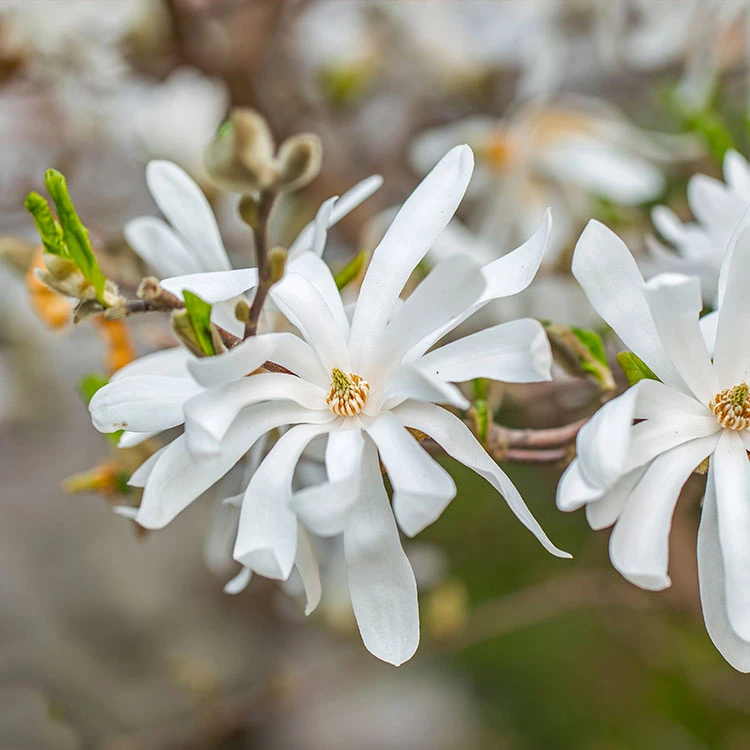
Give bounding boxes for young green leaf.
[183,290,216,356]
[24,192,67,257]
[616,351,659,386]
[335,250,367,290]
[44,169,106,302]
[544,322,615,392]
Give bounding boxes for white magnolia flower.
[411,96,698,266]
[557,217,750,671]
[91,160,382,594]
[95,145,568,665]
[649,149,750,303]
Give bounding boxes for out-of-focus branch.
[244,191,278,337]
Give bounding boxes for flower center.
[326,368,370,417]
[710,382,750,430]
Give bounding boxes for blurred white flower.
[102,145,568,665]
[411,96,698,266]
[121,67,230,182]
[648,150,750,303]
[557,218,750,672]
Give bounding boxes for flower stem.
[244,191,278,338]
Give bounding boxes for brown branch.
[487,417,588,455]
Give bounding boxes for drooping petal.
[572,220,684,388]
[712,430,750,642]
[698,464,750,672]
[271,273,351,372]
[393,401,570,558]
[287,252,349,336]
[416,318,552,384]
[344,438,419,666]
[713,226,750,388]
[118,430,159,449]
[183,373,328,456]
[136,402,326,529]
[127,445,168,488]
[294,526,322,615]
[234,423,335,580]
[366,412,456,537]
[556,459,605,513]
[286,175,384,260]
[379,254,486,365]
[224,567,252,595]
[146,160,231,272]
[349,145,474,373]
[609,434,718,590]
[89,375,202,434]
[644,274,717,404]
[124,216,201,278]
[161,269,258,304]
[585,467,647,531]
[290,426,364,537]
[189,332,328,388]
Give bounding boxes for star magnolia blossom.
[558,218,750,671]
[94,145,569,665]
[410,96,698,265]
[649,149,750,303]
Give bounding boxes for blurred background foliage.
[2,1,750,748]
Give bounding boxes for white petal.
[118,430,159,448]
[625,414,719,471]
[540,136,665,205]
[393,401,570,558]
[380,365,470,412]
[127,445,168,488]
[161,268,258,303]
[416,318,552,384]
[585,468,647,531]
[110,347,190,381]
[294,526,322,615]
[713,226,750,388]
[344,438,419,666]
[688,174,739,228]
[183,373,327,456]
[189,332,328,388]
[286,175,384,259]
[290,427,364,537]
[724,150,750,196]
[481,209,551,301]
[287,252,349,336]
[136,402,324,529]
[349,145,474,373]
[146,160,230,272]
[234,423,334,580]
[271,273,351,372]
[556,459,604,513]
[224,567,252,595]
[700,311,719,358]
[698,463,750,672]
[89,375,202,433]
[574,385,640,492]
[366,412,456,537]
[380,254,485,366]
[311,196,336,257]
[124,216,201,278]
[644,274,717,404]
[712,430,750,641]
[610,434,718,591]
[572,221,684,388]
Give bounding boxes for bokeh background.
[2,1,750,748]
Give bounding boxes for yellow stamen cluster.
[327,367,370,417]
[710,383,750,430]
